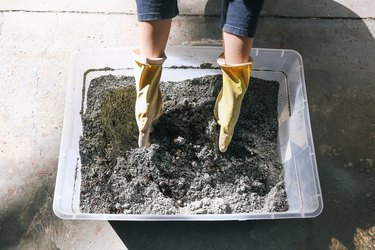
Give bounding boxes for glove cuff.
[217,52,253,67]
[133,49,167,65]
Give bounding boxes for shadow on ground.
[110,0,375,249]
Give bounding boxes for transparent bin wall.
[251,49,322,216]
[53,47,323,220]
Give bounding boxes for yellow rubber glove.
[214,53,253,152]
[133,49,166,148]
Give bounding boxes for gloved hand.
[133,49,166,148]
[214,53,253,152]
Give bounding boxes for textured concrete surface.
[1,0,374,249]
[1,0,374,17]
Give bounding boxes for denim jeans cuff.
[137,11,179,22]
[222,23,257,38]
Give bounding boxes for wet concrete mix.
[79,74,288,215]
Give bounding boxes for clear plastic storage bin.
[53,47,323,220]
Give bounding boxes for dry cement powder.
[79,74,288,215]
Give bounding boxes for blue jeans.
[135,0,264,37]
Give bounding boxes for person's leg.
[139,19,172,58]
[221,0,264,63]
[215,0,264,152]
[136,0,178,57]
[223,32,253,64]
[134,0,178,148]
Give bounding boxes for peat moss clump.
[79,75,136,170]
[99,87,138,153]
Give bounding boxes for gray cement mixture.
[79,74,288,215]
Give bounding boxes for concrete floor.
[0,0,374,249]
